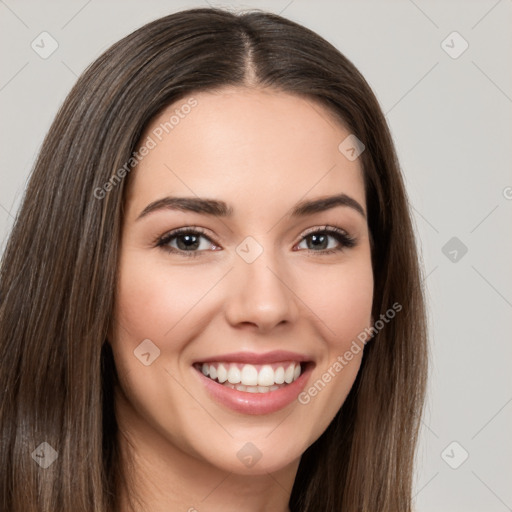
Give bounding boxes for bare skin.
[109,86,374,512]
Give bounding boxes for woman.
[0,7,428,512]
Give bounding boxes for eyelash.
[154,225,357,258]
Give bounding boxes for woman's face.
[111,86,373,475]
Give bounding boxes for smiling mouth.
[193,361,305,393]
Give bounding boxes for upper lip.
[195,350,313,365]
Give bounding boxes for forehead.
[125,87,366,220]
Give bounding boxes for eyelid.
[296,224,349,242]
[153,225,218,247]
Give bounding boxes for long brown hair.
[0,7,428,511]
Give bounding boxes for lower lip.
[194,364,313,415]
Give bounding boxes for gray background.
[1,0,511,510]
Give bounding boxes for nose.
[223,244,300,333]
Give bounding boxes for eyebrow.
[136,193,366,221]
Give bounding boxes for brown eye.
[156,227,219,257]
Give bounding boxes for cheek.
[294,261,372,438]
[302,257,374,344]
[110,251,209,435]
[296,255,372,416]
[114,250,212,343]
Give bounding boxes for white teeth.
[284,364,295,384]
[241,364,258,386]
[227,365,241,384]
[274,366,285,384]
[199,361,303,390]
[257,365,275,386]
[217,363,228,383]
